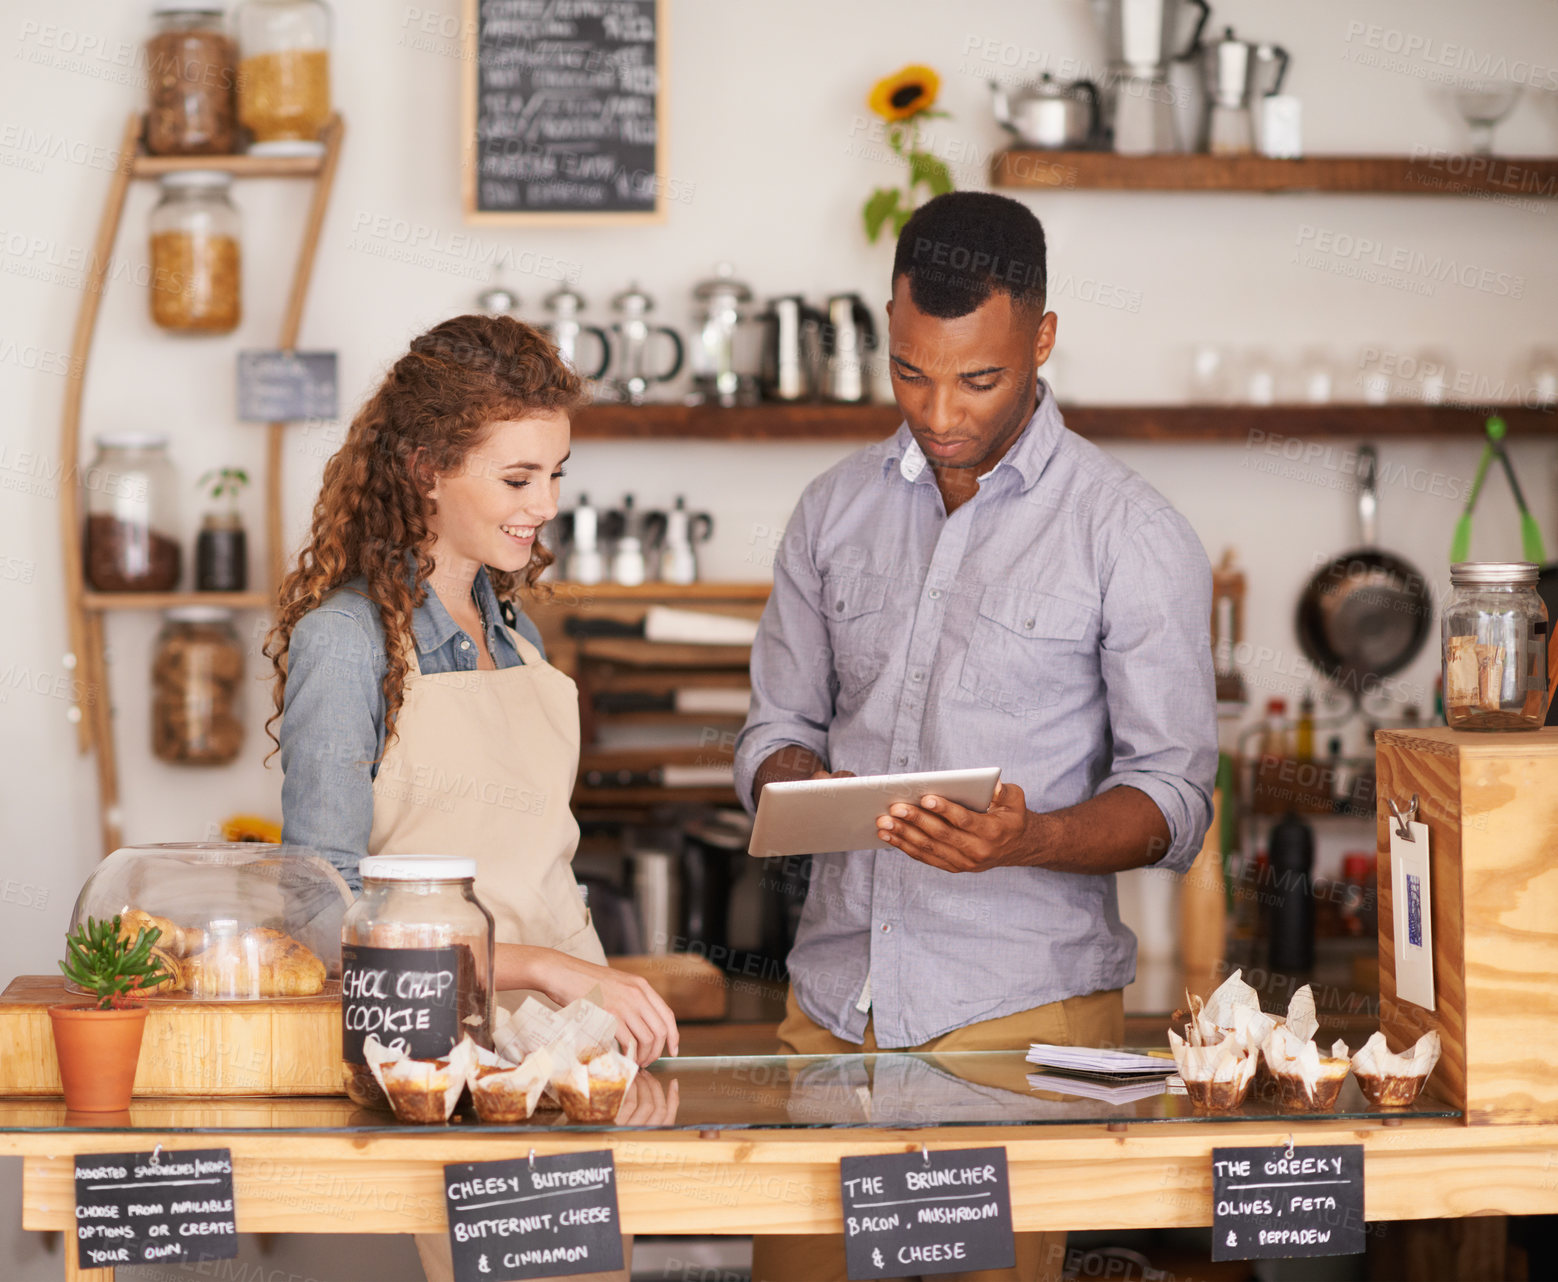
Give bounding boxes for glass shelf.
[0,1051,1456,1134]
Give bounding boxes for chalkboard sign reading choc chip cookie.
[340,943,464,1063]
[74,1147,238,1271]
[462,0,666,222]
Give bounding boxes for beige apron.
[379,627,628,1282]
[368,626,606,965]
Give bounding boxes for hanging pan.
[1295,444,1434,696]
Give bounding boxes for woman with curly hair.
[268,312,678,1061]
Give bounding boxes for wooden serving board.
[0,975,344,1097]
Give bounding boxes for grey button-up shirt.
[733,384,1217,1048]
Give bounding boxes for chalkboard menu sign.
[839,1146,1016,1278]
[1212,1144,1366,1261]
[341,943,463,1064]
[463,0,665,223]
[444,1152,623,1281]
[74,1147,238,1271]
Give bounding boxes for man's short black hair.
[892,192,1047,318]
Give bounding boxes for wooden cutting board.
[0,975,344,1097]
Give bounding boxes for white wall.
[0,1,1556,1272]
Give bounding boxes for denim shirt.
[279,568,547,893]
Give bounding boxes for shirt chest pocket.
[823,570,893,695]
[959,586,1097,715]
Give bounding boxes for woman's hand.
[524,950,680,1065]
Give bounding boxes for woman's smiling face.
[424,410,570,574]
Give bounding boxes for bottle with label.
[339,855,495,1108]
[1260,698,1290,759]
[1295,690,1315,761]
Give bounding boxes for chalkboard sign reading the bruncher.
[839,1146,1015,1279]
[74,1147,238,1271]
[340,943,462,1063]
[1211,1144,1366,1261]
[465,0,664,221]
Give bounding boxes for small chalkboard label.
[840,1146,1015,1279]
[341,943,462,1064]
[444,1151,623,1281]
[74,1147,237,1271]
[237,350,338,422]
[1212,1144,1365,1261]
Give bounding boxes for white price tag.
[1391,819,1434,1011]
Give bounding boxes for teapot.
[990,74,1101,149]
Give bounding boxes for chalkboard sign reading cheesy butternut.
[464,0,665,222]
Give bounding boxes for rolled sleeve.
[279,607,383,894]
[1094,510,1218,873]
[733,496,836,812]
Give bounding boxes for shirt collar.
[884,377,1065,495]
[411,565,505,655]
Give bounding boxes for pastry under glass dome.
[66,843,352,1001]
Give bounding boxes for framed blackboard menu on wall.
[462,0,666,224]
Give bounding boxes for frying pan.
[1295,444,1434,695]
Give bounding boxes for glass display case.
[67,843,351,1001]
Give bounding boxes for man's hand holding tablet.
[748,766,1002,859]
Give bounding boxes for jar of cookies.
[340,856,495,1108]
[144,3,238,156]
[1443,562,1549,730]
[152,606,245,764]
[149,171,242,333]
[234,0,331,154]
[83,435,182,592]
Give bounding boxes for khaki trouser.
[750,987,1126,1282]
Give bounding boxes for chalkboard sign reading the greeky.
[463,0,665,222]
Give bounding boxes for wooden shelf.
[990,150,1558,195]
[572,402,1557,441]
[543,581,771,601]
[572,402,903,439]
[574,786,738,808]
[83,591,272,612]
[132,150,328,180]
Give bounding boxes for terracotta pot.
[48,1003,147,1111]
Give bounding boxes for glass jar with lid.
[67,842,350,1001]
[152,606,245,764]
[83,434,182,592]
[144,2,238,156]
[1442,561,1550,730]
[340,855,496,1108]
[149,171,242,333]
[234,0,332,154]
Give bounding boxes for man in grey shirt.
[739,191,1217,1282]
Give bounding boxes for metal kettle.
[689,262,761,407]
[542,286,611,380]
[607,284,684,404]
[759,295,825,402]
[820,293,877,404]
[990,74,1101,149]
[658,496,714,585]
[1202,28,1290,154]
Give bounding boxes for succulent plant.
[59,915,170,1010]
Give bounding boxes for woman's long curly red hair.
[265,314,584,757]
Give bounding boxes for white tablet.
[748,767,1002,858]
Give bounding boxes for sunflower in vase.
[861,64,955,242]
